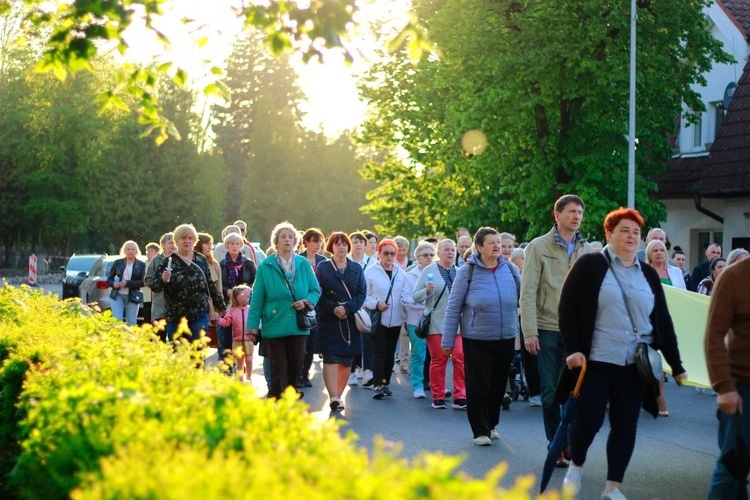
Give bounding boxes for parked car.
[61,254,105,299]
[79,255,146,314]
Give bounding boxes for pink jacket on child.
[216,305,251,342]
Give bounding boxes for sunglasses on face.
[381,251,396,256]
[419,253,435,258]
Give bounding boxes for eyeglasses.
[381,251,396,256]
[419,253,435,258]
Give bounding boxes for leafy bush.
[0,285,542,499]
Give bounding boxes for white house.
[658,0,750,270]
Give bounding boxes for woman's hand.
[442,347,453,356]
[673,372,688,386]
[291,300,310,311]
[161,269,172,282]
[333,305,347,320]
[377,301,390,312]
[426,282,435,293]
[566,352,586,369]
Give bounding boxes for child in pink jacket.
[216,285,253,382]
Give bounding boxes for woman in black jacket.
[555,208,687,500]
[106,240,146,326]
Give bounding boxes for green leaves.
[356,0,729,240]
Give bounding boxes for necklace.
[338,313,352,346]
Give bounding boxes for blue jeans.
[538,329,565,442]
[109,293,140,326]
[405,324,426,391]
[710,383,750,499]
[166,313,210,343]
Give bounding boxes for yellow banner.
[662,285,712,388]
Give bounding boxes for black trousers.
[265,335,307,399]
[463,337,516,438]
[568,361,646,483]
[371,325,401,386]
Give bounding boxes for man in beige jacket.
[520,194,592,465]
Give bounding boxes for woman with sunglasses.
[401,241,437,399]
[364,239,406,400]
[413,239,466,410]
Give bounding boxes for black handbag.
[128,289,144,304]
[296,307,317,330]
[635,342,663,385]
[416,283,446,339]
[366,273,396,336]
[366,309,381,336]
[279,263,317,330]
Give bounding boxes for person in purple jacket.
[441,227,520,446]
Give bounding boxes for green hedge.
[0,285,540,499]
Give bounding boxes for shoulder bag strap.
[604,250,640,340]
[277,261,298,302]
[384,273,396,305]
[427,284,447,313]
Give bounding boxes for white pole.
[627,0,637,208]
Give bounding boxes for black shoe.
[452,398,467,410]
[299,377,313,388]
[363,378,375,387]
[373,386,385,399]
[502,394,511,410]
[444,389,452,399]
[383,385,393,396]
[431,399,447,409]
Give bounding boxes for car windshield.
[68,256,100,273]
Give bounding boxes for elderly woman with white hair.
[726,248,750,267]
[246,221,321,399]
[107,240,147,326]
[401,240,436,398]
[218,232,257,367]
[151,224,226,342]
[413,239,466,410]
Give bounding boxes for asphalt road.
[33,282,719,498]
[297,360,717,500]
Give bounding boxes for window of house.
[693,113,703,149]
[713,102,725,139]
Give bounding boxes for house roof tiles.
[660,57,750,198]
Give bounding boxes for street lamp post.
[627,0,637,209]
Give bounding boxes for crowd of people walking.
[100,196,749,500]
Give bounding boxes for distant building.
[657,0,750,268]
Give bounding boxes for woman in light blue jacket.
[442,227,520,446]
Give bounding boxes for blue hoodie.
[441,252,520,348]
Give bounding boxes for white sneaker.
[529,395,542,407]
[472,435,492,446]
[413,388,426,399]
[490,429,500,440]
[362,370,374,388]
[563,465,583,496]
[601,487,627,500]
[355,367,364,379]
[348,373,358,386]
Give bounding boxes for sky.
[120,0,410,138]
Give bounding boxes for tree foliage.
[357,0,731,240]
[0,53,225,258]
[212,31,375,245]
[7,0,429,143]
